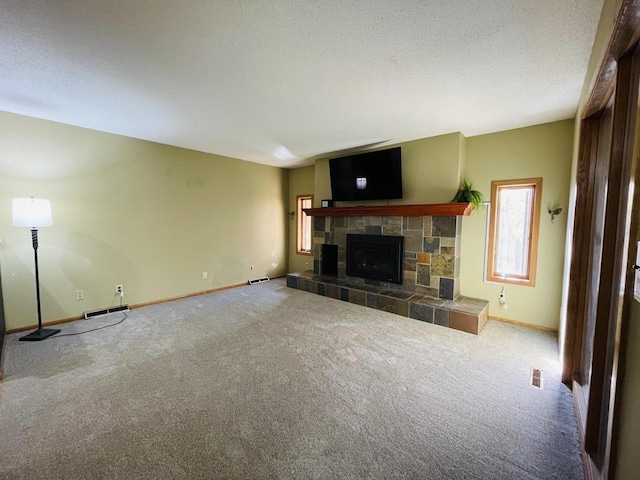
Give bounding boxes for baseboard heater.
[84,305,130,319]
[248,277,270,285]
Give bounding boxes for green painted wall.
[0,111,288,331]
[313,132,464,208]
[287,165,315,273]
[461,120,574,330]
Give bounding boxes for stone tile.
[349,289,366,306]
[340,288,349,301]
[404,251,417,259]
[446,300,488,315]
[338,246,346,263]
[335,229,347,247]
[439,277,454,300]
[430,275,440,288]
[367,293,378,308]
[334,217,345,228]
[314,260,319,274]
[383,290,414,300]
[416,264,431,286]
[433,216,456,237]
[402,216,409,230]
[417,252,431,264]
[431,254,455,277]
[377,295,396,313]
[423,216,432,236]
[324,232,334,244]
[404,230,423,252]
[456,219,462,235]
[450,311,479,334]
[415,285,440,297]
[402,270,416,291]
[317,283,325,296]
[455,234,462,253]
[408,293,425,302]
[434,308,450,327]
[441,246,455,255]
[365,226,382,235]
[454,279,460,300]
[325,284,340,299]
[313,236,325,246]
[286,275,298,288]
[408,216,423,230]
[404,259,416,271]
[454,257,461,278]
[348,216,365,230]
[301,278,317,294]
[327,217,334,231]
[417,296,446,307]
[382,216,402,235]
[423,237,440,253]
[409,302,434,323]
[314,216,325,232]
[365,278,382,286]
[365,216,383,226]
[440,237,455,247]
[396,299,409,316]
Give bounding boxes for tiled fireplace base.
[287,272,489,335]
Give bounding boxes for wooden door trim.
[564,116,601,384]
[584,47,640,468]
[583,0,640,119]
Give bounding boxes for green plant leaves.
[451,180,484,210]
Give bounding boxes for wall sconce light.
[356,177,367,190]
[288,211,295,220]
[548,207,563,223]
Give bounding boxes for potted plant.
[451,180,484,210]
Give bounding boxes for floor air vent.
[84,305,130,319]
[530,368,543,389]
[248,277,270,285]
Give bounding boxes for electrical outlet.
[250,265,254,271]
[305,262,309,268]
[116,284,123,296]
[202,271,208,280]
[76,289,84,301]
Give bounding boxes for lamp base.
[19,328,61,341]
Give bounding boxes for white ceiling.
[0,1,604,168]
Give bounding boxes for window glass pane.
[297,196,313,253]
[302,198,311,252]
[495,186,533,277]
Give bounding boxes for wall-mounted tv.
[329,147,402,201]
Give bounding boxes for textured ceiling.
[0,1,604,168]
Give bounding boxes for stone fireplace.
[287,203,489,335]
[313,214,461,300]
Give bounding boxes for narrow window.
[297,195,313,255]
[487,178,542,286]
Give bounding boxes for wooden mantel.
[303,203,473,217]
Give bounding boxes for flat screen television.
[329,147,402,201]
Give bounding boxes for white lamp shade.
[12,198,53,227]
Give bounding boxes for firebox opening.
[346,234,404,284]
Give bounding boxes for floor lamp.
[12,197,60,341]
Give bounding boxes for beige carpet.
[0,279,582,479]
